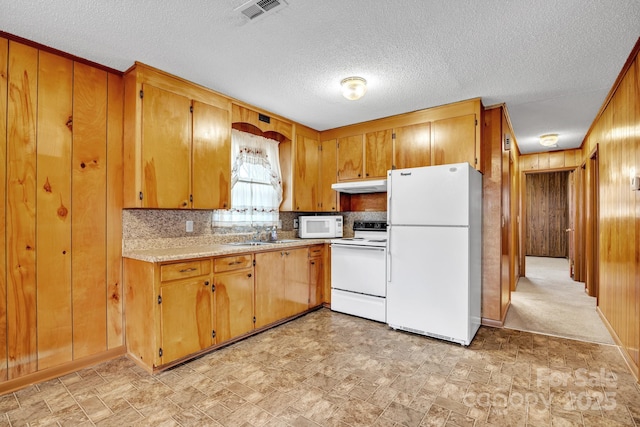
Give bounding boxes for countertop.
[123,238,329,263]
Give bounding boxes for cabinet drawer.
[214,254,253,273]
[160,260,211,282]
[309,245,324,258]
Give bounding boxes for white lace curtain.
[213,129,282,226]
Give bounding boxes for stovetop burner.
[331,220,387,248]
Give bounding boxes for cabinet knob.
[366,173,369,176]
[247,273,252,278]
[358,173,361,177]
[204,281,209,286]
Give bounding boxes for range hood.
[331,179,387,194]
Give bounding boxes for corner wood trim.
[0,346,127,395]
[481,300,511,328]
[596,307,639,382]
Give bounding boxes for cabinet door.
[309,246,324,308]
[319,139,338,212]
[432,114,476,167]
[159,277,213,364]
[394,122,431,169]
[214,268,254,343]
[365,129,392,178]
[293,134,319,211]
[337,135,363,181]
[192,100,231,209]
[283,248,310,317]
[141,84,191,208]
[254,251,285,328]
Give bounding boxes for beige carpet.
[504,256,615,345]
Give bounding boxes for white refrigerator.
[386,163,482,346]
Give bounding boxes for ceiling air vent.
[237,0,288,21]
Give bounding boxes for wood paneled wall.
[0,37,124,391]
[525,172,569,257]
[480,105,519,326]
[582,43,640,378]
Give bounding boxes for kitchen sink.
[225,239,298,246]
[225,241,271,246]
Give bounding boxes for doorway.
[506,163,608,343]
[525,171,570,259]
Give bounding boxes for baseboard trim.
[596,307,639,382]
[0,346,126,395]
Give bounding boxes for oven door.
[330,244,386,297]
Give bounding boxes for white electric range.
[330,221,387,322]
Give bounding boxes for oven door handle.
[331,244,385,251]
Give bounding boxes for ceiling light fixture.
[341,77,367,100]
[539,133,559,147]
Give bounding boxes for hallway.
[504,256,614,345]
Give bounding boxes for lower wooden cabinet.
[159,276,213,363]
[124,244,326,373]
[255,247,309,328]
[309,245,324,308]
[213,254,254,343]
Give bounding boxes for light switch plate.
[186,220,194,232]
[631,176,640,191]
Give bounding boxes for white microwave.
[299,215,343,238]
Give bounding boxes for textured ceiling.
[2,0,640,154]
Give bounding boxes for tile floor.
[1,309,639,426]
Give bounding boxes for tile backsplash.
[122,209,386,250]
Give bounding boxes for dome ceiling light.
[539,133,559,147]
[341,77,367,101]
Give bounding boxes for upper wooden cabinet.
[432,114,477,167]
[319,139,338,212]
[321,98,483,179]
[294,133,320,211]
[140,84,192,208]
[393,122,431,169]
[337,134,364,181]
[192,101,231,209]
[336,131,392,182]
[124,63,231,209]
[365,129,393,178]
[292,128,337,212]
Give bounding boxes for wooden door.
[294,134,319,211]
[319,139,337,211]
[432,114,476,167]
[254,251,285,328]
[141,84,191,208]
[526,171,570,257]
[283,248,310,317]
[337,135,363,181]
[6,41,38,379]
[214,268,254,343]
[159,277,213,364]
[393,122,431,169]
[365,129,392,178]
[192,100,231,209]
[36,51,73,369]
